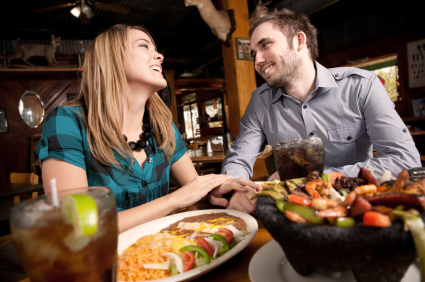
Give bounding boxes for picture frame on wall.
[236,38,253,61]
[407,38,425,89]
[0,107,9,133]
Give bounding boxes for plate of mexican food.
[117,209,258,282]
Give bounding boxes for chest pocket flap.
[327,121,365,144]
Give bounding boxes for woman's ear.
[296,32,307,52]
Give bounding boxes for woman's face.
[123,29,167,92]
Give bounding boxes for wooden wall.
[0,72,80,184]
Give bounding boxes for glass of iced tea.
[274,137,325,181]
[10,186,118,282]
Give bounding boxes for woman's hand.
[208,178,262,208]
[170,174,233,210]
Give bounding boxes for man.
[221,9,421,214]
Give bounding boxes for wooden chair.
[10,172,40,204]
[186,143,199,150]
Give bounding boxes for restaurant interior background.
[0,0,424,186]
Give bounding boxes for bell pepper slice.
[336,217,356,227]
[210,234,229,252]
[288,194,312,207]
[284,202,326,225]
[180,245,211,265]
[228,238,237,249]
[276,199,285,213]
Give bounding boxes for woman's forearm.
[117,192,179,234]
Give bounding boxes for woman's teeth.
[264,65,274,74]
[150,66,161,72]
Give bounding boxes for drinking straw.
[50,178,59,207]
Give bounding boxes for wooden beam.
[163,70,180,131]
[218,0,257,140]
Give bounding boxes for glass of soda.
[273,137,325,181]
[10,186,118,282]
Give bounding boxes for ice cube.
[63,229,92,252]
[309,137,322,142]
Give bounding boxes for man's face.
[250,22,301,89]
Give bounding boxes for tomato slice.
[285,210,307,223]
[288,194,312,207]
[197,237,214,257]
[217,228,233,244]
[363,211,391,227]
[179,251,195,272]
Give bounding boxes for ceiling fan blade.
[91,2,130,14]
[34,3,77,13]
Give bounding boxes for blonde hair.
[68,24,175,169]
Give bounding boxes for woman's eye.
[139,44,148,48]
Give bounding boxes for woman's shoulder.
[45,106,84,122]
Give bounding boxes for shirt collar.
[268,61,338,104]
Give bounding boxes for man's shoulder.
[328,66,376,81]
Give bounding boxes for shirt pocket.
[326,121,366,167]
[327,121,366,144]
[265,131,298,148]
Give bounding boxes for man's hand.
[207,178,261,208]
[226,187,259,214]
[267,171,280,181]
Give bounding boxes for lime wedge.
[62,194,98,236]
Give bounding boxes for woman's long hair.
[68,24,175,169]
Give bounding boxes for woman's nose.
[156,52,164,63]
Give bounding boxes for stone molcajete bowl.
[256,196,422,282]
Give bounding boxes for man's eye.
[262,42,270,48]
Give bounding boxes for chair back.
[10,172,39,185]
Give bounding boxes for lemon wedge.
[62,194,98,236]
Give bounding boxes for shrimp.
[354,184,377,195]
[316,205,348,218]
[404,180,425,195]
[311,197,338,211]
[305,180,332,199]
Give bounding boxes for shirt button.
[403,128,407,133]
[334,73,339,77]
[41,139,45,146]
[147,158,152,163]
[309,132,314,136]
[303,105,307,109]
[142,181,147,187]
[347,136,352,141]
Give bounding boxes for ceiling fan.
[34,0,130,24]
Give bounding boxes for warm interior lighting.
[70,6,81,17]
[81,3,94,18]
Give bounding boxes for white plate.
[118,209,258,282]
[249,240,421,282]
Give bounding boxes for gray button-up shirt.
[222,62,421,179]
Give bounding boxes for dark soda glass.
[273,137,325,181]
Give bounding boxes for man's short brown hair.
[249,9,318,61]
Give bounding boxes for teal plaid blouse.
[37,106,187,211]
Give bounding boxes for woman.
[37,24,259,233]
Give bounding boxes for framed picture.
[0,107,9,133]
[236,38,253,60]
[407,38,425,88]
[0,54,6,69]
[413,98,425,117]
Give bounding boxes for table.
[0,184,44,202]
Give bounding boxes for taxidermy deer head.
[184,0,236,47]
[250,0,272,18]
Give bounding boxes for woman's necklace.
[123,109,151,151]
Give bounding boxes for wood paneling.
[0,73,80,184]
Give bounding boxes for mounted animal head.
[250,0,272,18]
[184,0,237,47]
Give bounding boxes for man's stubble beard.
[265,50,302,90]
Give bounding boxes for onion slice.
[225,225,243,243]
[161,252,184,274]
[204,237,218,258]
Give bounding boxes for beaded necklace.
[123,109,151,151]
